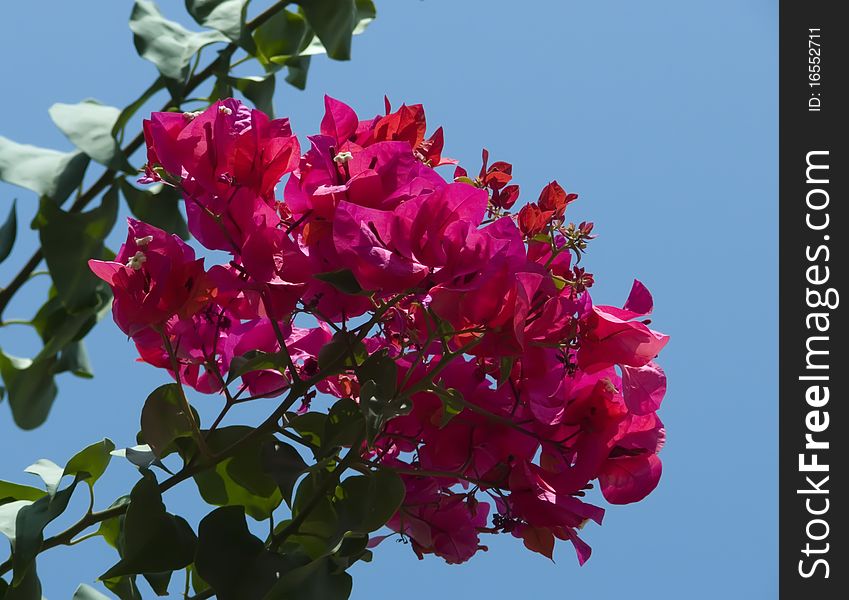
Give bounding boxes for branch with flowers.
[2,92,669,598]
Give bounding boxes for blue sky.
[0,1,777,598]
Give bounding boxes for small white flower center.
[126,251,147,270]
[134,235,154,247]
[333,151,353,164]
[183,110,202,120]
[218,105,233,115]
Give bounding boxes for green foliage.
[0,201,16,264]
[120,179,189,239]
[101,473,197,580]
[192,427,283,520]
[130,0,229,90]
[261,440,308,506]
[48,101,133,171]
[195,506,287,600]
[0,351,58,431]
[34,186,118,310]
[140,384,195,457]
[0,137,88,205]
[186,0,249,41]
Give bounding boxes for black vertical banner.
[780,1,848,598]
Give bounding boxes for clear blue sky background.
[0,1,777,598]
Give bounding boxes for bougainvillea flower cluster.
[90,96,669,566]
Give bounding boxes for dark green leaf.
[130,0,229,85]
[438,387,464,428]
[101,472,197,580]
[298,0,357,61]
[356,351,397,398]
[289,412,326,450]
[102,575,142,600]
[283,55,311,89]
[227,350,284,384]
[36,186,118,310]
[195,506,287,600]
[497,356,515,388]
[313,269,365,295]
[317,332,366,374]
[186,0,248,41]
[31,287,112,362]
[261,440,307,506]
[48,100,132,171]
[323,398,364,453]
[120,180,189,240]
[285,472,340,558]
[3,560,41,600]
[192,427,282,520]
[54,340,94,378]
[233,74,276,117]
[262,556,352,600]
[335,470,405,533]
[0,200,16,264]
[140,384,194,458]
[73,584,111,600]
[12,476,81,584]
[0,350,58,430]
[0,136,89,204]
[142,571,172,596]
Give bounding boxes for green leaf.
[285,472,340,558]
[102,575,142,600]
[226,350,285,384]
[289,412,326,450]
[195,506,287,600]
[53,340,95,379]
[35,185,118,310]
[100,472,197,580]
[192,427,282,520]
[64,438,115,487]
[323,398,365,453]
[48,100,132,171]
[142,571,172,596]
[112,78,167,139]
[0,501,31,542]
[317,332,366,375]
[313,269,365,295]
[3,560,41,600]
[130,0,229,86]
[73,584,111,600]
[297,0,357,61]
[120,180,189,240]
[261,555,352,600]
[437,387,464,428]
[186,0,248,41]
[356,351,397,399]
[497,356,515,388]
[23,459,63,496]
[0,136,89,204]
[233,74,276,117]
[261,440,307,506]
[12,476,82,584]
[335,470,405,533]
[252,9,309,65]
[0,350,58,430]
[31,287,112,363]
[140,384,194,458]
[0,200,16,264]
[0,481,45,505]
[283,55,311,90]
